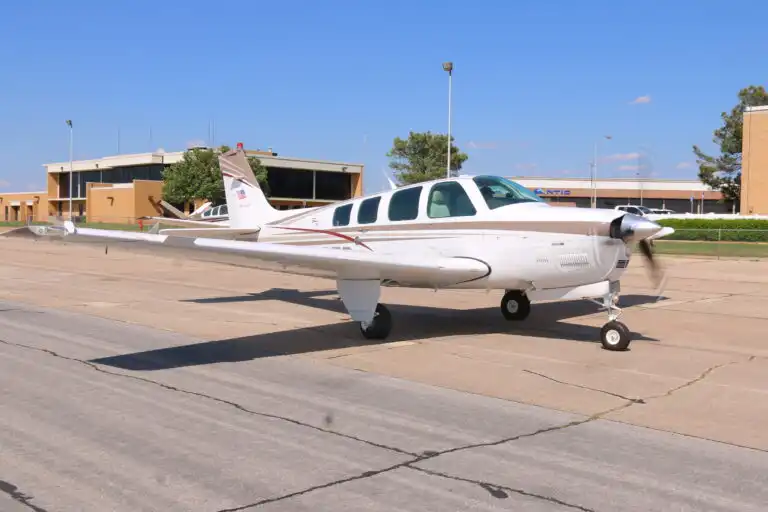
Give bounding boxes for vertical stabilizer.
[218,148,279,228]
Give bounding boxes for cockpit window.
[472,175,544,209]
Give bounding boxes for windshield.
[472,175,544,209]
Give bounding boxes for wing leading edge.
[23,223,490,286]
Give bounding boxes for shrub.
[656,219,768,242]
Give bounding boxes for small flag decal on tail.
[236,189,246,200]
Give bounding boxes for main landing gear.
[500,286,632,351]
[500,290,531,321]
[359,303,392,340]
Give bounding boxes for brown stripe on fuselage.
[269,220,612,238]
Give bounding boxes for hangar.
[0,146,364,224]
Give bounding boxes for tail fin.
[218,148,279,228]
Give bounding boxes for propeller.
[610,213,668,295]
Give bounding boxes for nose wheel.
[501,290,531,321]
[600,320,631,351]
[590,287,632,351]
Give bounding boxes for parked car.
[614,205,654,216]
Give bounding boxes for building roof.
[507,176,715,192]
[745,105,768,113]
[44,149,364,175]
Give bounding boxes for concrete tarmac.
[0,236,767,510]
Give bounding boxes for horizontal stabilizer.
[140,216,230,228]
[158,227,261,240]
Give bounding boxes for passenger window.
[220,205,228,215]
[388,186,422,221]
[332,203,353,226]
[357,196,381,224]
[427,181,476,218]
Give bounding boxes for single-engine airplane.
[16,148,674,351]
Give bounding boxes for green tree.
[387,131,468,185]
[693,85,768,207]
[162,145,270,205]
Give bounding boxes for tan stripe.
[273,220,611,237]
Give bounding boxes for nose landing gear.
[594,289,631,351]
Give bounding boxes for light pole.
[66,119,73,219]
[442,61,453,178]
[590,135,612,208]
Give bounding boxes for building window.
[357,196,381,224]
[267,168,314,199]
[333,203,353,226]
[388,186,422,221]
[315,171,351,201]
[427,181,476,218]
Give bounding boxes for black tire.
[500,290,531,321]
[359,304,392,340]
[600,321,631,351]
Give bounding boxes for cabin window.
[388,186,422,221]
[220,205,228,215]
[427,181,476,218]
[332,203,353,226]
[357,196,381,224]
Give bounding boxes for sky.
[1,0,767,195]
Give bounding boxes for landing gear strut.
[500,290,531,321]
[359,303,392,340]
[592,288,631,351]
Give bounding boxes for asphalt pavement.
[1,300,766,512]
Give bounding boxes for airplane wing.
[18,223,490,286]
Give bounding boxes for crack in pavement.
[227,403,639,511]
[523,369,645,403]
[2,336,600,512]
[0,338,415,458]
[407,466,596,512]
[0,480,48,512]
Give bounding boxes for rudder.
[218,148,279,228]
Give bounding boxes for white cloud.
[629,95,652,104]
[0,180,10,188]
[514,163,538,171]
[467,140,498,150]
[676,162,693,169]
[618,164,644,171]
[603,152,641,162]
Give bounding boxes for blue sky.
[1,0,766,195]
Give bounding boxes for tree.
[162,145,270,205]
[387,131,468,185]
[693,85,768,207]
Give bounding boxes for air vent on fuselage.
[559,253,590,271]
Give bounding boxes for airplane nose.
[610,214,663,242]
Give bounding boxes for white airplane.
[141,200,230,228]
[16,148,674,351]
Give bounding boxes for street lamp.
[442,61,453,178]
[590,135,612,208]
[66,119,73,219]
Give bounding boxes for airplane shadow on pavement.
[91,288,664,372]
